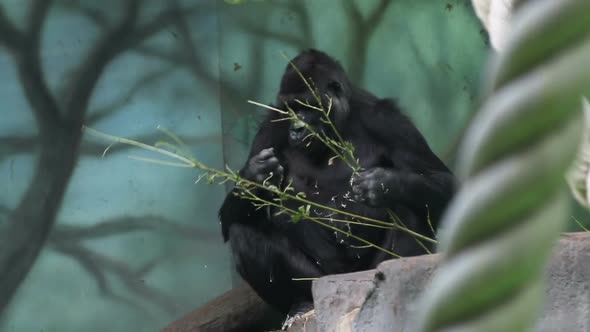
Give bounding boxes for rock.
[292,232,590,332]
[311,269,377,331]
[534,232,590,332]
[285,310,318,332]
[311,255,439,332]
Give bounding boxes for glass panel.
[217,0,488,168]
[6,0,584,331]
[0,1,230,331]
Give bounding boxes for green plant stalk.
[249,100,360,172]
[82,126,437,245]
[82,52,439,257]
[280,52,360,171]
[293,98,360,171]
[239,186,401,258]
[278,55,418,248]
[249,90,434,250]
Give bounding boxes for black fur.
[219,49,456,316]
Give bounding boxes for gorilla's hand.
[351,167,397,208]
[241,147,284,187]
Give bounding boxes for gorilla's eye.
[326,80,343,94]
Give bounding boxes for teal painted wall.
[6,1,576,331]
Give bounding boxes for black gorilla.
[219,49,456,317]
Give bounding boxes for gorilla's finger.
[367,191,377,203]
[366,180,379,190]
[351,173,367,187]
[266,157,279,166]
[360,168,375,177]
[353,194,365,202]
[351,184,363,195]
[258,158,279,172]
[256,148,275,161]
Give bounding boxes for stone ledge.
[288,232,590,332]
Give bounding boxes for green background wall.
[0,1,582,331]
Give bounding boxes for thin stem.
[281,51,323,108]
[127,156,196,168]
[84,126,438,245]
[389,209,432,255]
[228,174,435,243]
[249,99,359,172]
[314,217,394,229]
[312,217,400,258]
[83,126,194,166]
[296,97,353,166]
[239,187,401,257]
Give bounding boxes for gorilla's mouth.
[289,120,310,144]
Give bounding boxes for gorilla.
[219,49,456,319]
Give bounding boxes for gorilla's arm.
[218,111,323,314]
[219,113,287,241]
[352,99,456,215]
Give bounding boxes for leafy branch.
[279,52,362,172]
[82,123,436,257]
[265,53,436,253]
[82,55,438,258]
[248,100,360,172]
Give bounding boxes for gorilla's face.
[276,50,353,152]
[287,106,323,147]
[285,78,350,150]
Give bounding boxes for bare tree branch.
[0,1,203,314]
[50,240,178,314]
[57,0,109,28]
[0,6,26,50]
[343,0,393,82]
[0,136,38,157]
[14,0,61,133]
[86,66,177,125]
[133,46,224,99]
[135,30,242,118]
[51,241,147,312]
[343,0,363,24]
[0,204,9,216]
[28,0,52,39]
[288,2,313,46]
[367,0,391,34]
[51,215,218,242]
[235,18,308,50]
[62,0,140,124]
[45,214,217,314]
[7,201,218,314]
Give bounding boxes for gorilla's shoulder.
[373,98,402,114]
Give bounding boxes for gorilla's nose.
[290,126,306,140]
[292,119,306,131]
[290,120,309,142]
[292,125,305,134]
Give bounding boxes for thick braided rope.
[417,1,590,331]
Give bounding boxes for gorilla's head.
[276,49,352,150]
